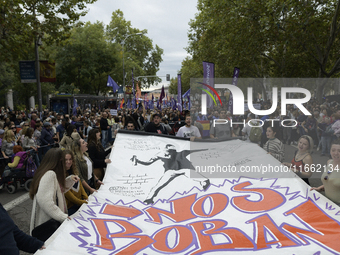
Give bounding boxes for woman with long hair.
[63,150,88,216]
[87,129,111,182]
[1,129,17,159]
[263,126,285,162]
[311,139,340,206]
[283,135,314,185]
[72,138,103,194]
[29,148,79,237]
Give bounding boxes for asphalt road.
[0,143,328,255]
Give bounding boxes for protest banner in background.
[36,132,340,255]
[203,61,215,109]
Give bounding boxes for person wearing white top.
[176,115,202,141]
[29,148,79,235]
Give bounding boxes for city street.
[0,143,328,255]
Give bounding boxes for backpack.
[249,124,262,143]
[26,154,37,178]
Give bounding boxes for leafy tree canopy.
[186,0,340,101]
[0,0,97,61]
[106,10,164,89]
[55,21,117,95]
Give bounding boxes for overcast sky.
[80,0,198,90]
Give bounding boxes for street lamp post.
[35,37,42,113]
[122,32,143,103]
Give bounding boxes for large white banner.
[36,132,340,254]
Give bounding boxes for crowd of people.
[1,96,340,252]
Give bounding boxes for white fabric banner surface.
[36,132,340,255]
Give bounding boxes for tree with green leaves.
[187,0,340,101]
[55,22,117,95]
[1,0,98,109]
[169,57,202,95]
[0,0,97,61]
[106,10,164,89]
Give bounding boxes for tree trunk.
[316,69,324,103]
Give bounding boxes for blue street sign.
[19,61,36,83]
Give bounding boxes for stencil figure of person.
[131,144,210,204]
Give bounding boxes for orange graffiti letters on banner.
[232,181,285,213]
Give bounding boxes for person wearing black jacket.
[87,129,111,182]
[0,203,45,254]
[144,114,168,135]
[40,122,55,156]
[100,112,109,148]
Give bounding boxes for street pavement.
[0,143,328,255]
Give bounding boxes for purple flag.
[203,61,215,109]
[228,67,240,114]
[172,97,177,110]
[177,74,182,112]
[149,94,154,109]
[72,98,78,116]
[132,69,135,97]
[132,96,136,109]
[127,99,131,109]
[182,88,190,98]
[159,85,165,103]
[107,75,120,93]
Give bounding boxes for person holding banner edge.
[63,150,88,216]
[282,135,314,185]
[311,139,340,206]
[0,203,45,254]
[72,138,104,194]
[29,148,80,241]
